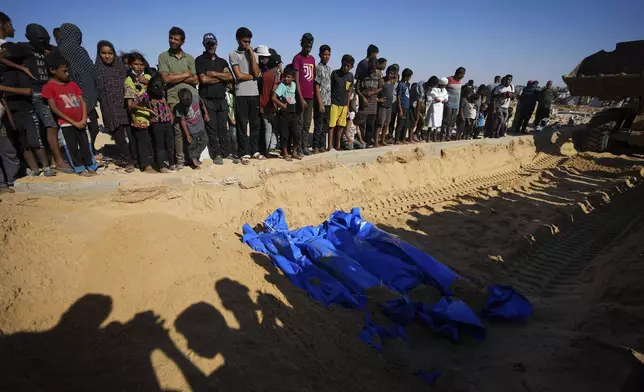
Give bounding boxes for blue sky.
[4,0,643,87]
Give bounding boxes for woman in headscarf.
[56,23,101,156]
[95,41,136,171]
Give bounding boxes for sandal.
[252,153,267,160]
[241,156,251,165]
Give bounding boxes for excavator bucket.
[562,41,644,99]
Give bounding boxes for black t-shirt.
[330,69,354,107]
[2,42,52,90]
[195,53,230,99]
[1,69,34,112]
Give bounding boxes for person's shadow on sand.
[0,293,178,391]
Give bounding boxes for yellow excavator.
[562,40,644,151]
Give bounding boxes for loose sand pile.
[1,134,643,391]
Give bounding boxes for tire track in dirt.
[365,154,567,220]
[510,181,644,299]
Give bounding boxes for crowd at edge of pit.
[0,13,560,193]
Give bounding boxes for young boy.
[313,44,331,154]
[328,55,354,151]
[272,66,301,162]
[2,23,73,172]
[394,68,413,144]
[41,54,97,176]
[355,57,383,147]
[376,65,396,146]
[1,68,55,176]
[292,33,315,156]
[175,88,210,169]
[342,93,365,150]
[229,27,261,164]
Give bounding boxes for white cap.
[439,77,449,85]
[254,45,270,56]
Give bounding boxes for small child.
[457,86,473,140]
[145,73,175,172]
[465,94,478,139]
[1,69,55,177]
[272,65,301,161]
[175,88,209,169]
[41,54,97,176]
[394,68,413,144]
[473,103,487,139]
[124,52,155,173]
[342,111,365,150]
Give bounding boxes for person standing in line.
[144,73,175,172]
[427,77,448,142]
[487,75,501,106]
[95,40,137,171]
[1,24,74,172]
[124,52,155,173]
[272,66,301,161]
[376,65,396,146]
[42,54,98,176]
[312,44,331,153]
[442,67,465,141]
[387,63,400,141]
[534,80,556,127]
[491,74,514,138]
[1,68,55,176]
[0,12,14,46]
[258,50,279,156]
[394,68,412,144]
[355,44,378,80]
[292,33,315,156]
[57,23,100,157]
[409,79,427,142]
[328,55,354,151]
[229,27,262,164]
[195,33,234,165]
[158,26,198,170]
[355,57,383,147]
[514,80,538,133]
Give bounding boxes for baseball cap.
[202,33,217,44]
[254,45,270,57]
[301,33,314,43]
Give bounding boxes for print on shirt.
[60,93,82,109]
[303,63,314,83]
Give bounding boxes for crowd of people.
[0,12,559,192]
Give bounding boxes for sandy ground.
[1,130,644,391]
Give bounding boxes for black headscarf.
[57,23,98,110]
[95,40,129,131]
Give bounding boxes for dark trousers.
[442,107,458,139]
[0,127,20,187]
[235,95,260,157]
[88,108,100,152]
[203,97,231,159]
[131,127,152,168]
[363,113,377,144]
[279,111,300,150]
[296,98,314,153]
[516,106,535,133]
[188,129,208,161]
[313,104,330,150]
[112,125,137,164]
[61,125,93,167]
[395,107,412,141]
[534,104,551,126]
[150,122,174,166]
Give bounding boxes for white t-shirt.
[493,84,515,109]
[0,38,6,46]
[467,102,477,119]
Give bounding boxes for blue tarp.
[242,208,531,348]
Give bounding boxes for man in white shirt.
[491,74,514,137]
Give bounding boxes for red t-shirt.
[292,53,315,100]
[41,80,84,125]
